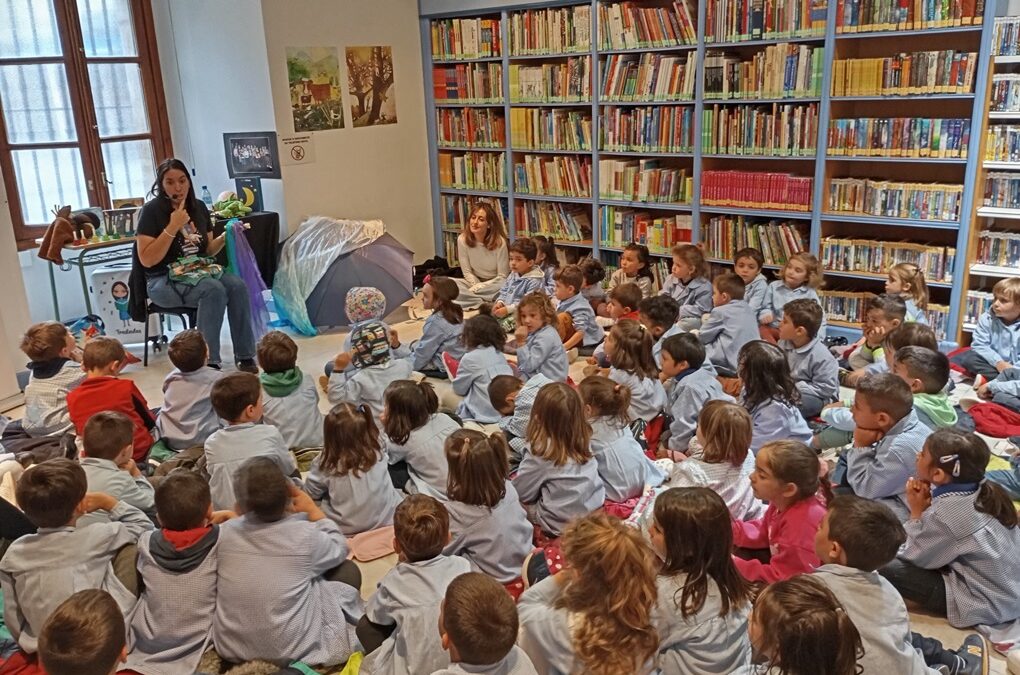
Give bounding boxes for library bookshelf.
[420,0,998,344]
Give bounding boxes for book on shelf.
[509,5,592,55]
[827,117,971,158]
[510,59,592,103]
[601,105,695,153]
[441,195,508,230]
[703,45,824,99]
[701,170,813,211]
[827,178,963,221]
[431,17,502,60]
[982,172,1020,210]
[437,151,506,191]
[599,206,693,253]
[704,0,827,43]
[831,51,977,96]
[600,52,698,102]
[965,291,993,325]
[702,102,818,156]
[598,159,693,203]
[821,290,949,339]
[598,1,698,49]
[514,154,593,197]
[836,0,983,33]
[443,232,460,265]
[510,108,592,150]
[514,200,593,241]
[437,108,506,148]
[704,216,807,265]
[432,63,503,103]
[991,75,1020,112]
[820,237,955,282]
[975,230,1020,268]
[985,123,1020,162]
[993,17,1020,56]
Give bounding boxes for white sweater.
[457,235,509,286]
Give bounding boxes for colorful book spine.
[828,117,970,158]
[704,216,808,264]
[827,178,963,221]
[601,105,695,152]
[600,52,698,102]
[514,201,593,241]
[820,290,949,339]
[510,59,592,103]
[700,170,813,211]
[437,151,506,191]
[443,232,460,265]
[836,0,982,33]
[982,172,1020,210]
[437,108,506,148]
[830,51,978,96]
[985,124,1020,161]
[597,1,698,49]
[993,16,1020,56]
[430,17,502,60]
[513,154,592,197]
[820,237,955,282]
[702,103,818,156]
[440,195,507,230]
[598,159,694,203]
[599,207,694,253]
[432,64,504,103]
[704,0,827,43]
[509,5,592,55]
[990,74,1020,112]
[965,291,994,324]
[975,230,1020,267]
[703,45,824,99]
[510,109,592,151]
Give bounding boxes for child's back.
[609,367,666,422]
[589,416,665,502]
[385,412,459,497]
[156,329,222,450]
[261,371,324,448]
[77,412,156,528]
[452,345,513,423]
[19,321,84,437]
[661,334,735,451]
[205,423,296,510]
[746,397,812,455]
[699,276,759,374]
[328,358,414,419]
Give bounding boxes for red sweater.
[731,494,826,583]
[67,376,155,460]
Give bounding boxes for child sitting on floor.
[639,295,681,368]
[514,292,570,382]
[16,321,84,438]
[590,282,643,364]
[605,319,667,426]
[39,590,127,675]
[534,235,559,294]
[554,264,604,355]
[257,330,324,449]
[328,320,414,419]
[382,379,460,498]
[155,329,222,451]
[449,314,513,423]
[733,247,769,324]
[489,372,554,469]
[778,298,839,419]
[596,243,654,317]
[578,257,607,310]
[77,411,156,528]
[323,286,406,380]
[660,334,734,454]
[660,244,712,331]
[951,277,1020,380]
[737,341,812,455]
[893,346,957,431]
[760,252,823,343]
[398,276,464,378]
[886,261,930,325]
[843,293,907,385]
[699,272,759,376]
[491,238,546,321]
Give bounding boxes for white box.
[89,264,159,345]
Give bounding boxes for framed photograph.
[223,132,281,179]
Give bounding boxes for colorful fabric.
[345,286,386,323]
[168,255,223,286]
[969,402,1020,438]
[350,321,391,369]
[260,367,304,397]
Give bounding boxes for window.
[0,0,172,249]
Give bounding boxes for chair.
[143,303,198,366]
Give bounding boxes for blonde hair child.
[514,292,569,382]
[660,244,713,330]
[886,262,929,325]
[760,252,823,342]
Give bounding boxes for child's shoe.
[566,348,578,364]
[442,351,459,379]
[935,634,989,675]
[319,375,329,393]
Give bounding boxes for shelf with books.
[431,62,504,104]
[598,157,694,204]
[827,116,972,159]
[514,199,593,243]
[600,52,698,102]
[438,150,506,192]
[836,26,984,40]
[995,18,1020,56]
[703,215,809,266]
[825,178,965,223]
[964,290,994,325]
[821,290,952,340]
[510,106,592,151]
[701,205,814,219]
[597,0,698,50]
[513,153,593,198]
[508,4,592,56]
[598,206,693,254]
[509,57,593,103]
[430,16,502,61]
[704,44,825,100]
[702,101,819,156]
[601,104,696,153]
[440,194,507,231]
[702,0,825,46]
[436,106,506,148]
[701,170,814,211]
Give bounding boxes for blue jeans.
[146,273,255,366]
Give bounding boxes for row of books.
[442,232,460,266]
[701,170,813,211]
[432,64,503,103]
[430,17,501,61]
[513,154,592,197]
[826,117,972,158]
[985,124,1020,162]
[835,0,984,33]
[702,103,818,156]
[819,237,956,283]
[974,230,1020,268]
[598,207,694,253]
[510,108,592,151]
[983,172,1020,210]
[597,1,698,50]
[514,201,593,242]
[826,178,964,222]
[703,217,808,265]
[830,51,978,97]
[598,159,694,203]
[439,195,506,231]
[508,5,592,55]
[437,108,505,149]
[703,45,824,100]
[600,53,698,102]
[821,290,949,338]
[965,291,993,325]
[437,152,506,192]
[510,59,592,103]
[993,16,1020,56]
[990,75,1020,113]
[601,105,695,153]
[704,0,827,44]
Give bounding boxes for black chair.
[143,303,197,366]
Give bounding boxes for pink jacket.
[731,495,826,583]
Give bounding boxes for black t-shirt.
[136,197,211,277]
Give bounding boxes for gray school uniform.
[556,293,604,346]
[607,268,654,298]
[666,366,734,451]
[496,269,546,315]
[327,358,414,419]
[22,361,85,437]
[845,409,929,518]
[124,528,220,675]
[744,273,769,321]
[653,322,684,368]
[213,514,363,666]
[430,646,538,675]
[660,275,713,320]
[813,564,939,675]
[765,282,825,337]
[262,372,325,449]
[517,324,569,382]
[442,481,533,582]
[699,300,760,373]
[499,374,554,464]
[384,413,460,498]
[904,298,928,325]
[512,452,605,536]
[653,573,752,675]
[305,454,403,535]
[589,417,666,502]
[746,398,812,456]
[0,501,152,653]
[779,336,840,403]
[156,366,223,450]
[362,555,473,675]
[453,346,513,423]
[77,457,156,528]
[204,423,298,511]
[410,313,465,372]
[516,576,579,675]
[609,367,667,422]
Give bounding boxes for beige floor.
[5,302,1012,672]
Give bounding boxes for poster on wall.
[346,46,397,127]
[287,46,345,132]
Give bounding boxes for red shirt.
[731,494,827,583]
[67,376,155,460]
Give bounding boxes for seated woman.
[454,202,509,309]
[135,158,257,372]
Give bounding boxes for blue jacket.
[745,397,812,456]
[517,325,569,382]
[699,300,759,374]
[666,365,734,451]
[765,282,820,326]
[971,310,1020,368]
[496,268,546,313]
[744,273,769,321]
[779,336,839,403]
[660,275,713,320]
[409,313,464,372]
[556,292,604,347]
[452,346,513,423]
[845,409,930,519]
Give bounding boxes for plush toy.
[37,205,97,264]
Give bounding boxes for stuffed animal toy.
[37,205,97,264]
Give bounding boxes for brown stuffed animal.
[37,205,97,264]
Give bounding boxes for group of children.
[2,228,1020,674]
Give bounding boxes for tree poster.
[286,46,345,132]
[346,46,397,127]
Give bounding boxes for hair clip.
[938,453,961,477]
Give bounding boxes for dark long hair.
[383,380,439,445]
[321,403,382,477]
[738,340,800,411]
[148,158,205,235]
[925,428,1018,529]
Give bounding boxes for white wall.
[0,163,32,401]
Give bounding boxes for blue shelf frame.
[419,0,996,344]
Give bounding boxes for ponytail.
[382,380,440,445]
[428,276,464,325]
[976,481,1019,529]
[445,429,509,507]
[924,429,1015,527]
[578,375,632,426]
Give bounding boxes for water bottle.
[201,185,213,209]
